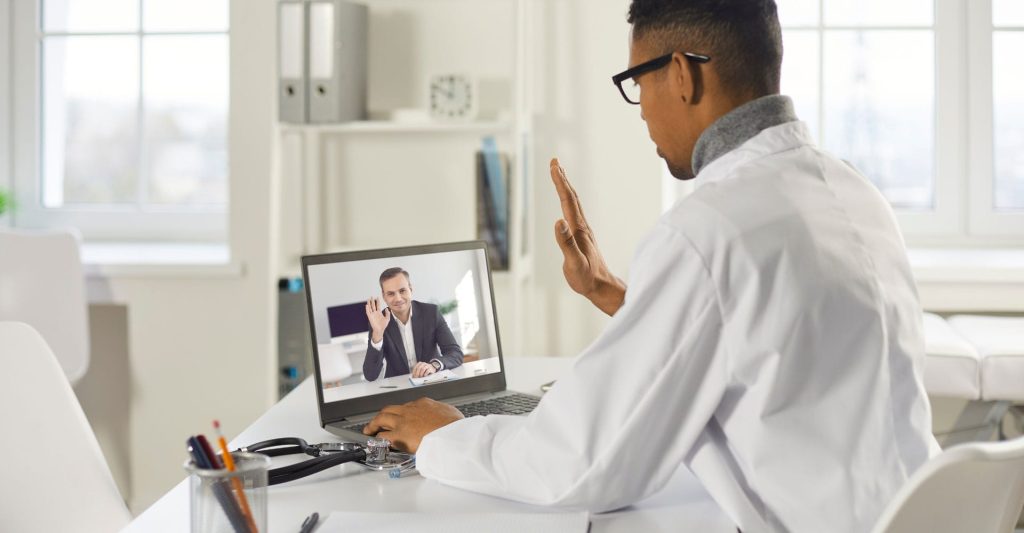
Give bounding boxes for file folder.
[278,0,307,123]
[307,0,367,123]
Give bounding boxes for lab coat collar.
[691,94,799,174]
[691,94,802,175]
[693,118,814,190]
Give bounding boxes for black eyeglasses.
[611,52,711,105]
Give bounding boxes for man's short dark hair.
[627,0,782,97]
[379,267,410,288]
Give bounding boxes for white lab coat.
[416,121,940,532]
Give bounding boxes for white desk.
[322,358,501,403]
[124,357,735,532]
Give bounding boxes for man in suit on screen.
[363,267,464,380]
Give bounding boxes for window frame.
[967,0,1024,237]
[9,0,228,242]
[1,0,12,211]
[774,0,1024,245]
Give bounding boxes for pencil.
[214,420,259,533]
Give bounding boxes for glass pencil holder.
[184,451,271,533]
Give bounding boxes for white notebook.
[317,511,590,533]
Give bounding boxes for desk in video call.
[321,357,501,403]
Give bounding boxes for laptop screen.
[303,243,503,409]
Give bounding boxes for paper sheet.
[317,511,589,533]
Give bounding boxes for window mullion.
[0,0,11,201]
[137,0,146,212]
[912,0,968,237]
[967,0,995,234]
[816,0,825,147]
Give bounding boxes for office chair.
[870,436,1024,533]
[318,342,355,385]
[0,228,90,385]
[0,322,131,532]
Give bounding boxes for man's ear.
[670,51,704,105]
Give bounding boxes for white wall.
[0,0,11,215]
[520,0,665,357]
[276,0,667,360]
[83,0,278,512]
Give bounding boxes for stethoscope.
[237,437,415,486]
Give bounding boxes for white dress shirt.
[416,115,939,532]
[371,306,418,373]
[370,306,445,375]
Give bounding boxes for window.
[991,0,1024,211]
[777,0,1024,242]
[11,0,229,241]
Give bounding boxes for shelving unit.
[278,120,513,135]
[274,0,535,355]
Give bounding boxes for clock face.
[429,75,474,120]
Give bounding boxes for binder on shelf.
[477,136,510,270]
[307,0,368,123]
[278,0,307,123]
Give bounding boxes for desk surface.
[124,356,735,532]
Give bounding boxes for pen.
[187,436,250,533]
[214,420,259,533]
[299,511,319,533]
[197,434,222,469]
[379,385,398,389]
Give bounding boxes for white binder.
[278,0,307,123]
[307,0,367,123]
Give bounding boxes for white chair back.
[871,437,1024,533]
[0,322,130,532]
[318,342,355,383]
[0,228,89,384]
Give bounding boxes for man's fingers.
[554,219,584,259]
[412,362,432,378]
[375,430,396,444]
[550,159,585,229]
[379,404,405,415]
[363,411,400,435]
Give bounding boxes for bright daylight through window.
[779,0,935,210]
[777,0,1024,236]
[993,0,1024,210]
[28,0,229,239]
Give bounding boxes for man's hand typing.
[363,397,464,453]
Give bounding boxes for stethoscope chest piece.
[360,437,414,471]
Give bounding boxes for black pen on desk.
[299,511,319,533]
[379,385,398,388]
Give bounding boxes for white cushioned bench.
[923,313,1024,445]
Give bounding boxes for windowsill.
[908,248,1024,284]
[909,248,1024,312]
[82,242,244,278]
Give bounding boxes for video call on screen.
[306,248,502,403]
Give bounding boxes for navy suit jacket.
[362,300,464,380]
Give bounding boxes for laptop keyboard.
[456,393,540,417]
[340,393,540,434]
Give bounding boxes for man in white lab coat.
[364,0,940,531]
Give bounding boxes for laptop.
[301,240,540,441]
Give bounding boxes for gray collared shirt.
[691,94,799,176]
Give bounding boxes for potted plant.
[0,189,10,216]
